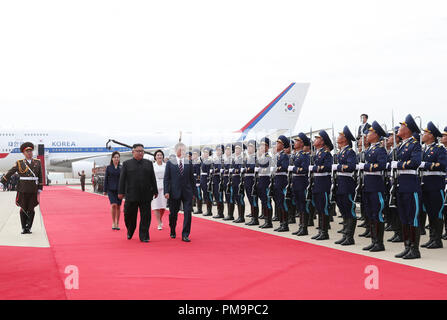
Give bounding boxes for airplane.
[0,82,310,178]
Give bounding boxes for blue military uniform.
[244,140,260,226]
[231,142,246,223]
[274,135,291,232]
[256,137,274,228]
[192,149,203,214]
[290,132,311,236]
[442,126,447,240]
[223,144,235,221]
[420,122,447,249]
[310,130,333,240]
[393,114,423,259]
[200,147,214,216]
[386,127,404,242]
[212,145,225,219]
[333,126,358,246]
[360,121,388,252]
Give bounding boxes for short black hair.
[153,149,164,159]
[361,114,368,119]
[132,143,144,149]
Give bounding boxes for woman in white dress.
[152,150,168,230]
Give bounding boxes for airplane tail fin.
[236,82,309,140]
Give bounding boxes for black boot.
[259,206,273,229]
[213,202,224,218]
[203,201,213,216]
[395,225,411,258]
[258,205,266,219]
[246,205,259,225]
[370,221,385,252]
[312,213,322,239]
[307,204,315,226]
[223,203,235,220]
[337,216,347,234]
[297,212,309,236]
[403,226,421,259]
[421,215,435,248]
[363,223,376,251]
[288,203,296,224]
[359,217,371,237]
[233,204,245,223]
[427,218,444,249]
[315,214,329,240]
[292,212,303,235]
[341,218,356,246]
[443,209,447,240]
[277,208,289,232]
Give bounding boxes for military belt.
[292,174,306,177]
[337,172,354,177]
[397,169,417,175]
[422,171,446,176]
[314,173,331,177]
[363,172,382,176]
[20,177,39,181]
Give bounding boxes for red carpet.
[2,186,447,299]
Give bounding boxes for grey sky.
[1,0,446,137]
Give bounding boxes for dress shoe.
[141,239,149,243]
[170,233,176,239]
[182,237,191,242]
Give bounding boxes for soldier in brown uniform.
[1,142,43,234]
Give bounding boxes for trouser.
[81,182,85,192]
[16,192,38,231]
[124,200,152,241]
[244,176,258,211]
[336,193,357,219]
[169,195,193,238]
[363,191,386,222]
[397,191,421,227]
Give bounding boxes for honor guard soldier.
[192,149,203,214]
[257,137,274,228]
[333,126,358,246]
[386,127,404,242]
[1,142,43,234]
[212,145,225,219]
[391,114,423,259]
[223,144,235,221]
[310,130,333,240]
[200,147,214,216]
[290,133,311,236]
[270,141,280,222]
[357,135,372,237]
[441,127,447,240]
[358,121,388,252]
[419,122,447,249]
[273,135,291,232]
[231,142,246,223]
[245,140,260,225]
[285,139,297,224]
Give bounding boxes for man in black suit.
[357,114,372,140]
[118,144,158,242]
[164,142,195,242]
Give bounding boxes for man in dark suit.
[164,142,195,242]
[118,144,158,242]
[357,114,372,140]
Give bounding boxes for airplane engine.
[71,160,95,178]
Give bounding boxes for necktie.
[179,159,183,175]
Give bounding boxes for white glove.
[332,164,338,171]
[241,168,246,173]
[391,161,398,169]
[220,169,224,174]
[288,165,294,172]
[419,162,426,169]
[308,165,314,172]
[386,163,390,169]
[229,168,234,173]
[358,163,365,170]
[255,167,260,173]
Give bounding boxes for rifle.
[329,124,338,204]
[225,153,233,194]
[238,152,246,197]
[306,127,314,201]
[354,134,365,203]
[251,152,259,197]
[207,157,214,196]
[218,153,225,194]
[389,111,398,208]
